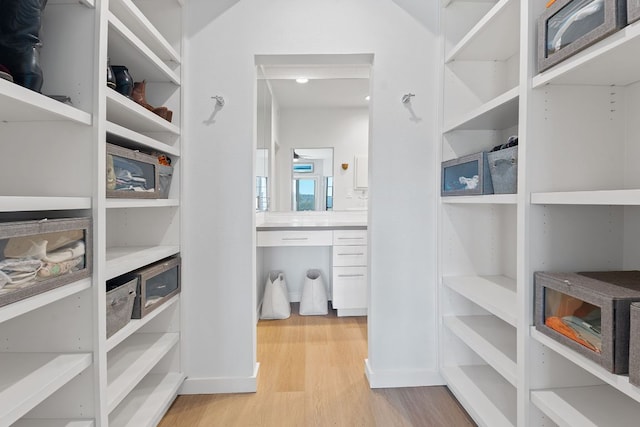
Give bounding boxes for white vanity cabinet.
[332,230,368,317]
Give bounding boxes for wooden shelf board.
[107,295,179,352]
[0,79,91,125]
[13,420,94,427]
[109,0,180,64]
[105,246,180,280]
[532,385,640,427]
[108,372,185,427]
[533,20,640,88]
[441,365,516,427]
[531,189,640,206]
[442,194,517,204]
[107,333,179,413]
[106,121,180,157]
[446,0,519,62]
[106,199,179,209]
[531,327,640,405]
[443,87,519,133]
[444,315,517,386]
[106,91,180,135]
[0,353,92,426]
[443,275,517,326]
[0,196,91,212]
[0,278,91,325]
[107,12,180,85]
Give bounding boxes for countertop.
[256,211,367,231]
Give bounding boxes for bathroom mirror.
[256,57,371,212]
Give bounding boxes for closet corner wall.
[439,1,640,426]
[0,0,184,425]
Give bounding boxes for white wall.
[183,0,440,392]
[275,107,369,211]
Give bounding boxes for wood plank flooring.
[159,304,475,427]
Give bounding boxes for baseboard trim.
[364,359,444,388]
[179,363,260,394]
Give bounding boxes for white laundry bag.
[299,269,328,315]
[260,271,291,320]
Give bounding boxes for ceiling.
[267,78,370,109]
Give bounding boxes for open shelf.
[107,295,179,352]
[106,121,180,157]
[444,315,517,386]
[0,353,92,426]
[445,0,519,63]
[107,333,179,413]
[442,365,516,427]
[443,275,517,326]
[106,245,180,280]
[443,87,519,133]
[106,90,180,135]
[109,0,180,64]
[533,20,640,88]
[531,385,640,427]
[0,79,91,125]
[106,199,180,209]
[0,196,91,212]
[531,189,640,206]
[107,12,180,85]
[49,0,95,7]
[442,194,517,204]
[108,372,185,427]
[13,420,94,427]
[531,327,640,404]
[0,278,91,325]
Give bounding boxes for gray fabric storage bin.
[131,256,181,319]
[629,0,640,24]
[487,146,517,194]
[0,217,92,308]
[630,302,640,386]
[106,277,137,338]
[441,152,494,196]
[535,271,640,374]
[158,165,174,199]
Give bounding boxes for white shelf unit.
[532,190,640,206]
[0,0,183,425]
[439,1,521,425]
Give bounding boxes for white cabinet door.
[257,230,333,247]
[333,229,367,246]
[332,266,367,309]
[332,245,367,267]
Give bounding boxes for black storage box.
[535,271,640,374]
[0,217,92,308]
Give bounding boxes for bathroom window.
[293,178,316,211]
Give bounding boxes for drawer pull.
[337,237,364,240]
[282,237,309,241]
[337,253,364,256]
[337,274,365,278]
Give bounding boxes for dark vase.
[106,58,116,89]
[111,65,133,97]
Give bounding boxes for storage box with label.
[107,143,160,198]
[129,256,181,318]
[441,152,494,196]
[535,270,640,374]
[0,217,92,308]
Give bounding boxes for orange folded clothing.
[545,316,599,353]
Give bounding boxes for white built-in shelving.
[441,365,516,427]
[0,196,91,212]
[443,276,517,327]
[443,87,519,133]
[106,199,180,209]
[108,372,185,427]
[106,246,180,280]
[106,90,180,135]
[106,121,180,157]
[442,194,517,205]
[531,190,640,206]
[13,420,95,427]
[0,353,92,426]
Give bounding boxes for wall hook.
[212,95,225,107]
[402,93,415,104]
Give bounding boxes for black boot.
[0,0,48,92]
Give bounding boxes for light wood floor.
[159,304,475,427]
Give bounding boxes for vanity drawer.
[333,245,367,267]
[332,266,367,309]
[333,229,367,246]
[257,230,332,247]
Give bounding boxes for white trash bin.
[299,269,328,316]
[260,271,291,319]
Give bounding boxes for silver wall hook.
[402,93,415,104]
[212,95,225,107]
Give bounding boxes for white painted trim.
[179,363,260,394]
[364,359,444,389]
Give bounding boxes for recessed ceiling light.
[296,78,309,84]
[365,95,370,101]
